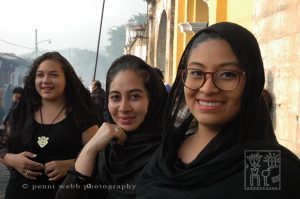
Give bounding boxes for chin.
[122,125,140,132]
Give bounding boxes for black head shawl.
[96,55,168,198]
[136,22,299,196]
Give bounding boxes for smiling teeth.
[199,101,222,107]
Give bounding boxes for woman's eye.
[189,70,204,78]
[36,73,43,78]
[219,71,238,79]
[110,95,120,101]
[130,95,141,100]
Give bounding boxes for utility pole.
[35,29,38,58]
[93,0,106,81]
[34,29,51,58]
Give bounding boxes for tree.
[104,13,147,62]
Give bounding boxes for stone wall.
[253,0,300,156]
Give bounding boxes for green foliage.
[104,12,147,62]
[105,25,126,62]
[132,13,147,25]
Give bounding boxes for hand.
[86,122,127,153]
[4,151,44,180]
[74,123,126,177]
[45,159,75,181]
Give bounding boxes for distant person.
[90,80,106,125]
[153,67,171,93]
[0,52,99,199]
[0,87,24,136]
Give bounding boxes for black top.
[135,22,300,198]
[5,112,96,199]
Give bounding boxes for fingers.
[44,160,70,181]
[22,151,44,170]
[22,169,42,180]
[46,169,64,181]
[26,159,44,170]
[44,162,54,174]
[23,151,37,158]
[113,126,126,145]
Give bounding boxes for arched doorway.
[156,10,167,72]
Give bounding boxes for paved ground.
[0,163,9,199]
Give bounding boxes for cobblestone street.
[0,163,9,199]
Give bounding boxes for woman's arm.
[82,124,99,145]
[75,122,126,176]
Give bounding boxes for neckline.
[40,105,65,135]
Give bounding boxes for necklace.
[37,105,65,148]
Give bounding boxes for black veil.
[136,22,299,193]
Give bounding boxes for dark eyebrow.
[36,70,60,73]
[109,91,119,95]
[109,89,144,95]
[128,89,144,93]
[188,61,240,68]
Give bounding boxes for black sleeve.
[55,168,106,199]
[55,169,92,199]
[79,112,98,133]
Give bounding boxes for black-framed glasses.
[181,68,246,91]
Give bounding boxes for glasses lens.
[214,70,240,90]
[182,69,204,90]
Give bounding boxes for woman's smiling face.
[35,59,66,103]
[108,69,149,132]
[184,39,246,130]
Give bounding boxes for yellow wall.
[173,0,253,82]
[172,0,186,82]
[227,0,252,31]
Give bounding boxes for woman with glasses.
[136,22,300,198]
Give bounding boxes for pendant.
[37,136,49,148]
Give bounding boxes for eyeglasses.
[181,68,246,91]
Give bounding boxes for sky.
[0,0,147,56]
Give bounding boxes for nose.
[119,98,132,112]
[199,74,219,94]
[41,75,50,84]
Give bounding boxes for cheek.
[137,99,149,119]
[108,102,117,116]
[59,78,66,88]
[184,87,195,107]
[35,79,40,89]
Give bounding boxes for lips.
[199,101,222,107]
[197,99,223,111]
[118,116,135,125]
[41,87,54,93]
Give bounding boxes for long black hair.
[7,52,95,152]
